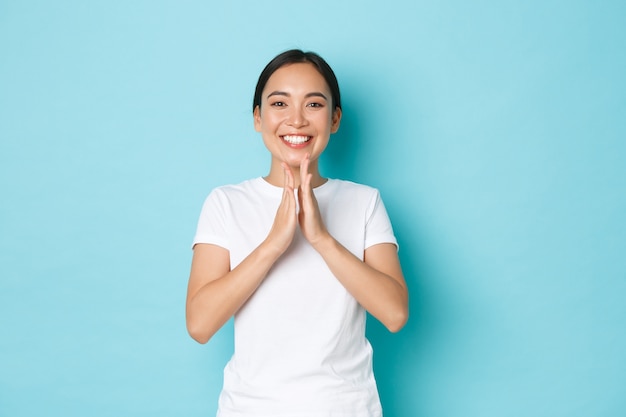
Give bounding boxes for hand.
[297,154,330,247]
[264,163,298,255]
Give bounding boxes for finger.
[284,163,296,190]
[303,173,315,210]
[299,153,310,191]
[301,154,314,203]
[282,163,295,202]
[282,163,295,211]
[297,177,305,208]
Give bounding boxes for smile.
[281,135,312,145]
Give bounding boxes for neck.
[264,158,326,188]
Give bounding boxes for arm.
[186,166,298,344]
[314,240,408,332]
[297,155,408,332]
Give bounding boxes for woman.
[187,49,408,416]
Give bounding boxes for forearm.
[312,236,408,332]
[187,166,301,344]
[186,241,283,343]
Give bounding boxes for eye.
[307,102,324,108]
[270,101,286,107]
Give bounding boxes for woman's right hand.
[187,164,298,344]
[263,162,298,255]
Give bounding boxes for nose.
[287,106,308,128]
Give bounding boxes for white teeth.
[283,135,310,144]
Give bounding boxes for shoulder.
[198,178,258,211]
[200,178,280,218]
[324,179,382,203]
[209,177,260,194]
[321,180,386,218]
[204,177,266,200]
[326,178,379,195]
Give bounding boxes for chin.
[283,157,304,168]
[280,150,309,165]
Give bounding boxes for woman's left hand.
[297,154,329,247]
[295,154,408,332]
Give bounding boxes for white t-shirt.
[193,177,397,417]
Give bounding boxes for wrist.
[258,238,287,262]
[310,231,335,253]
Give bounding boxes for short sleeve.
[192,189,230,250]
[364,190,398,250]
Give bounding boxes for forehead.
[263,63,331,95]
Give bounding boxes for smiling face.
[254,62,341,181]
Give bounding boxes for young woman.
[186,49,408,417]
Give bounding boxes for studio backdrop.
[1,1,624,416]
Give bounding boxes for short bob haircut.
[252,49,342,113]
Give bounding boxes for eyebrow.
[266,91,328,101]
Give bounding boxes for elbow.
[385,305,409,333]
[189,331,210,345]
[186,318,212,344]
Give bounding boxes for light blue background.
[1,1,624,416]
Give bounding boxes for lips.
[281,135,312,146]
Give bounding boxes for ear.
[253,106,262,132]
[330,107,342,133]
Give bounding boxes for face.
[254,63,341,171]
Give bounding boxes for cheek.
[255,114,274,131]
[262,110,284,125]
[310,111,333,126]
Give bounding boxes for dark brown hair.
[252,49,341,112]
